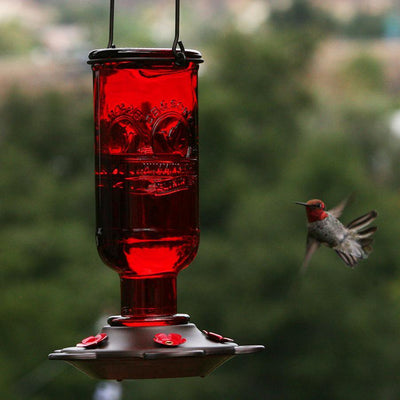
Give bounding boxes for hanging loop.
[107,0,187,64]
[107,0,115,48]
[172,0,187,66]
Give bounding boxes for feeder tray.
[49,322,264,380]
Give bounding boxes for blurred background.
[1,0,400,398]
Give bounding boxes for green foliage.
[270,0,337,36]
[342,13,385,39]
[2,1,400,399]
[0,20,39,55]
[0,87,118,399]
[340,53,385,93]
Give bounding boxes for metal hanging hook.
[172,0,187,65]
[107,0,186,64]
[107,0,115,48]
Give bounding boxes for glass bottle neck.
[112,274,189,326]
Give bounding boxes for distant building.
[311,0,395,20]
[384,10,400,38]
[0,0,52,27]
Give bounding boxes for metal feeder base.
[48,322,264,380]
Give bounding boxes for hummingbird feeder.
[48,0,264,380]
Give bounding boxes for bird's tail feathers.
[347,210,378,231]
[335,250,358,267]
[347,211,377,259]
[357,226,377,239]
[335,212,377,267]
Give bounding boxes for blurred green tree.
[0,20,39,55]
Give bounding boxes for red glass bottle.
[89,48,202,326]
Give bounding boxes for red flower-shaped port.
[202,330,234,343]
[153,333,186,347]
[76,333,108,348]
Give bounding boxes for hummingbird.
[296,198,377,272]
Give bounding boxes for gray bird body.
[308,213,347,248]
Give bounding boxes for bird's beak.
[295,202,308,207]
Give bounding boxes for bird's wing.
[328,195,352,218]
[300,236,320,274]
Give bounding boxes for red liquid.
[96,154,199,276]
[91,55,200,324]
